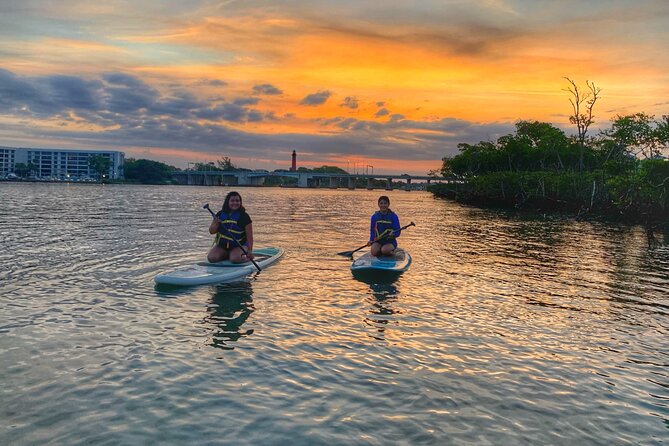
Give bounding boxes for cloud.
[252,83,283,95]
[300,90,332,106]
[340,96,358,109]
[202,79,228,87]
[0,68,47,111]
[233,97,260,106]
[47,75,103,111]
[0,68,271,127]
[0,67,519,170]
[375,107,389,117]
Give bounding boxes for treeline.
[429,113,669,223]
[124,158,178,184]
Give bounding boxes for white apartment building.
[0,146,124,180]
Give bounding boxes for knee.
[208,248,224,263]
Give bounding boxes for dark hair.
[222,191,246,213]
[378,195,390,205]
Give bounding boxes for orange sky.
[0,1,667,174]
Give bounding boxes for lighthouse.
[290,150,297,171]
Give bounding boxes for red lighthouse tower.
[290,150,297,171]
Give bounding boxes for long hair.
[222,191,246,213]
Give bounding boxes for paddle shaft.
[339,221,415,256]
[204,204,261,272]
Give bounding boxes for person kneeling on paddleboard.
[367,195,401,257]
[207,191,254,263]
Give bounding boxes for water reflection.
[205,282,255,350]
[364,281,401,341]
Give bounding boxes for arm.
[245,223,254,253]
[369,214,376,242]
[209,216,220,234]
[392,213,401,238]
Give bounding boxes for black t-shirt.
[237,211,252,229]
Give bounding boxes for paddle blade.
[337,250,354,257]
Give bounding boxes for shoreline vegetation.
[427,79,668,234]
[427,116,668,233]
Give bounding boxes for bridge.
[172,170,454,189]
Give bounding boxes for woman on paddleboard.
[367,195,401,257]
[207,191,254,263]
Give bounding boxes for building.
[290,150,297,172]
[0,146,124,180]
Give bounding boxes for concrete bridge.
[172,170,454,189]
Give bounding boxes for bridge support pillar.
[348,176,355,189]
[386,178,392,190]
[329,177,337,189]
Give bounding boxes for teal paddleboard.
[351,248,411,275]
[155,247,284,286]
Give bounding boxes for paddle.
[203,203,262,272]
[337,221,416,257]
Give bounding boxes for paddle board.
[351,248,411,275]
[155,247,284,286]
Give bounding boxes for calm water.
[1,183,668,445]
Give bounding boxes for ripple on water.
[1,185,668,444]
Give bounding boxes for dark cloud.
[198,79,228,87]
[103,74,160,114]
[0,103,514,169]
[300,90,332,106]
[0,69,268,125]
[102,72,150,89]
[233,97,260,106]
[0,67,516,171]
[376,102,385,107]
[150,91,202,118]
[194,102,263,123]
[47,75,103,111]
[340,96,358,109]
[247,110,264,122]
[0,68,49,113]
[253,83,283,95]
[375,108,390,117]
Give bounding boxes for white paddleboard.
[351,248,411,274]
[155,247,284,286]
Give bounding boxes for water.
[1,183,668,445]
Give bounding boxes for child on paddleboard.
[367,195,401,256]
[208,191,255,263]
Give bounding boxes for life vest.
[215,210,247,248]
[373,210,396,241]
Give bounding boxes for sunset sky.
[0,0,667,174]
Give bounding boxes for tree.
[564,77,601,171]
[88,155,111,180]
[311,165,348,174]
[124,158,177,184]
[600,113,669,162]
[216,156,236,171]
[14,162,29,177]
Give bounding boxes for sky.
[0,0,667,175]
